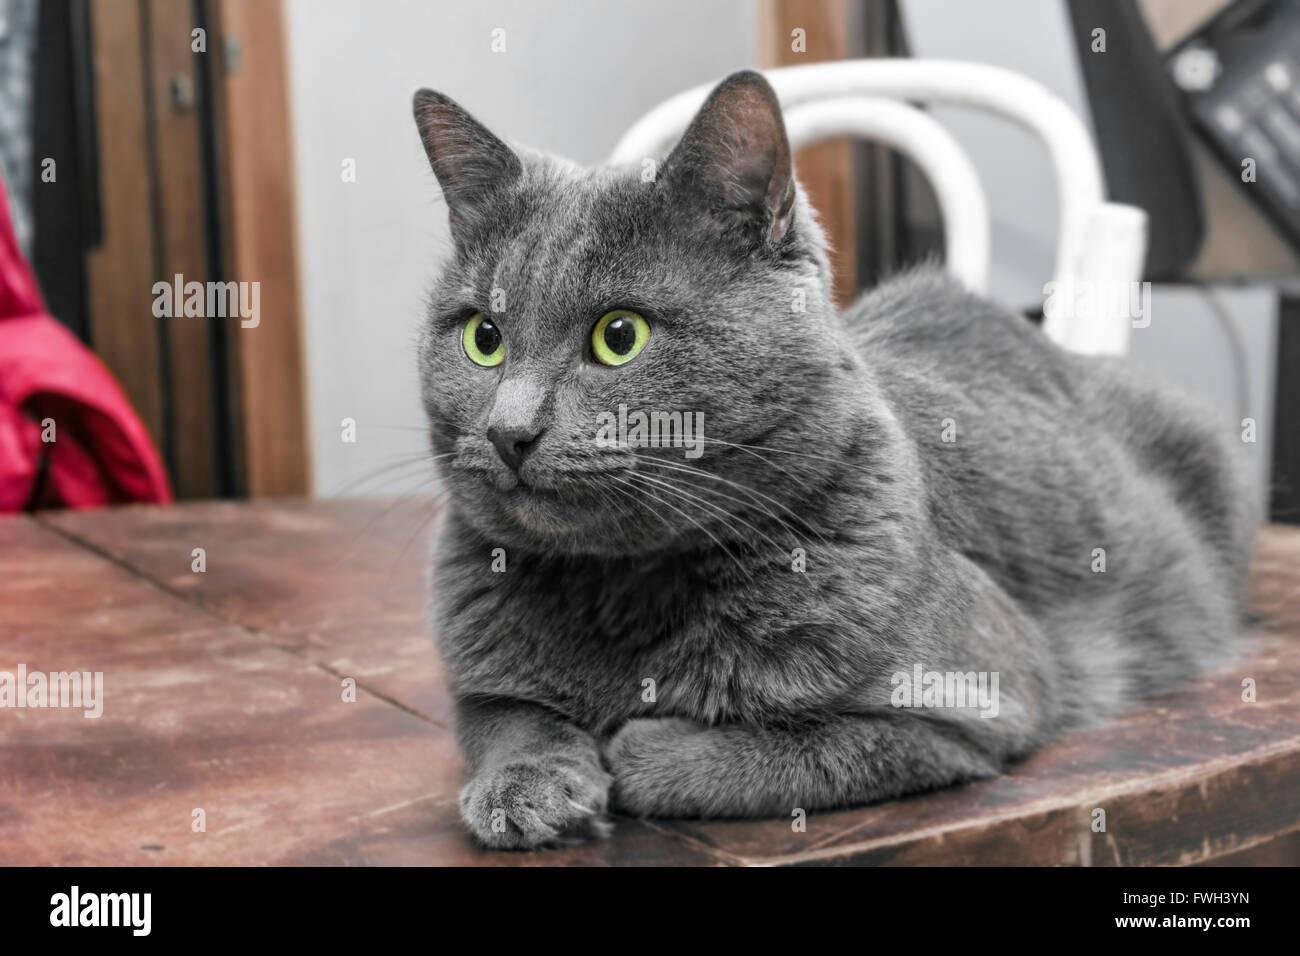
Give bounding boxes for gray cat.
[412,71,1257,850]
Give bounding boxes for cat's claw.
[459,757,612,850]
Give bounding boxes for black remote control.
[1168,0,1300,248]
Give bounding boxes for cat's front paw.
[459,756,612,850]
[605,717,708,818]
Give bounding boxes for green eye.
[462,312,504,367]
[591,310,650,366]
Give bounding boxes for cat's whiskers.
[620,470,792,579]
[599,477,674,540]
[609,473,751,579]
[323,451,457,500]
[385,487,448,577]
[695,435,855,472]
[321,452,454,572]
[589,482,629,525]
[628,468,801,565]
[634,456,829,547]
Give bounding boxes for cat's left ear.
[413,89,522,239]
[661,71,796,245]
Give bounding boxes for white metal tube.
[783,97,990,293]
[609,59,1106,289]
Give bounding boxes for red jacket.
[0,178,171,510]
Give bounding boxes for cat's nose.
[487,425,544,472]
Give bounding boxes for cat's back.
[840,268,1256,654]
[842,268,1074,397]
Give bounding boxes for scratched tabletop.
[1,499,1298,866]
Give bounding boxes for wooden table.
[2,500,1298,866]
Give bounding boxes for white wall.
[285,0,759,497]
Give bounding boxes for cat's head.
[414,71,858,557]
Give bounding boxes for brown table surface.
[1,499,1298,866]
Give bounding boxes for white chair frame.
[610,60,1148,356]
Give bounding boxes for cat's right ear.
[413,89,522,238]
[660,71,796,247]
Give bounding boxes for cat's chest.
[434,546,844,731]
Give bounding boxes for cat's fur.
[412,72,1257,849]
